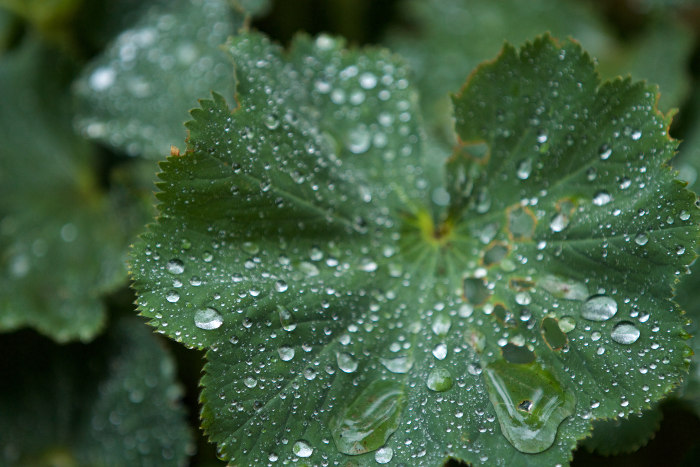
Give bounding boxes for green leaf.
[73,0,244,159]
[581,405,663,456]
[0,318,193,465]
[131,32,698,466]
[0,37,127,342]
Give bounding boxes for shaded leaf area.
[0,37,126,342]
[387,0,693,147]
[131,33,698,466]
[581,405,663,455]
[0,318,193,466]
[73,0,245,159]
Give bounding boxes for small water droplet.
[634,233,648,246]
[244,376,257,388]
[166,290,180,303]
[337,352,358,373]
[680,210,690,221]
[581,295,617,321]
[432,343,448,360]
[359,72,378,90]
[375,446,393,464]
[593,191,612,206]
[278,306,297,331]
[264,113,280,130]
[293,440,313,458]
[631,130,642,140]
[194,307,223,330]
[549,213,569,232]
[611,321,640,345]
[347,125,371,154]
[274,280,288,293]
[431,314,451,336]
[166,259,185,274]
[426,368,453,392]
[278,346,295,361]
[599,144,612,160]
[517,159,533,180]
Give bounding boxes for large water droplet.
[516,159,533,180]
[549,213,569,232]
[592,191,612,206]
[374,446,393,464]
[330,380,405,455]
[432,343,448,360]
[611,321,640,345]
[337,352,358,373]
[166,258,184,274]
[483,360,576,453]
[431,314,452,336]
[293,440,313,458]
[380,355,414,374]
[278,346,295,361]
[278,306,297,331]
[194,307,223,330]
[347,125,371,154]
[426,368,453,392]
[581,295,617,321]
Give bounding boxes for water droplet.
[581,295,617,321]
[611,321,640,345]
[347,125,371,154]
[359,72,377,89]
[631,130,642,140]
[517,159,533,180]
[278,306,297,331]
[244,376,257,388]
[431,314,451,336]
[549,213,569,232]
[194,307,223,330]
[278,346,295,361]
[599,144,612,160]
[330,380,405,455]
[432,343,448,360]
[166,259,184,274]
[634,233,648,246]
[426,368,453,392]
[375,446,393,464]
[264,113,280,130]
[483,360,576,453]
[593,191,612,206]
[293,440,313,458]
[89,66,115,91]
[166,290,180,303]
[358,258,378,272]
[680,210,690,221]
[274,280,288,293]
[337,352,358,373]
[380,355,414,374]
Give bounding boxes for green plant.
[2,0,700,466]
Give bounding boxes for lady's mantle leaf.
[131,33,698,466]
[0,318,193,466]
[0,37,126,343]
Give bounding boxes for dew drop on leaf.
[432,343,448,360]
[611,321,641,345]
[549,213,569,232]
[516,159,533,180]
[380,355,414,374]
[598,144,612,160]
[293,440,313,458]
[592,191,612,206]
[337,352,358,373]
[330,380,405,455]
[431,314,451,336]
[581,295,617,321]
[374,446,393,464]
[634,233,649,246]
[166,290,180,303]
[483,360,576,453]
[278,306,297,331]
[426,368,453,392]
[278,345,295,361]
[166,259,184,275]
[194,307,223,330]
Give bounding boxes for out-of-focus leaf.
[131,31,698,466]
[582,405,663,455]
[0,318,193,466]
[0,37,127,342]
[73,0,244,159]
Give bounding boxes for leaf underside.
[131,32,698,466]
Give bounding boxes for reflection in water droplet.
[330,380,405,455]
[166,259,184,274]
[611,321,640,345]
[581,295,617,321]
[380,355,414,374]
[194,307,223,330]
[293,440,313,458]
[427,368,454,392]
[375,446,393,464]
[549,213,569,232]
[634,233,648,246]
[483,360,576,453]
[337,352,358,373]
